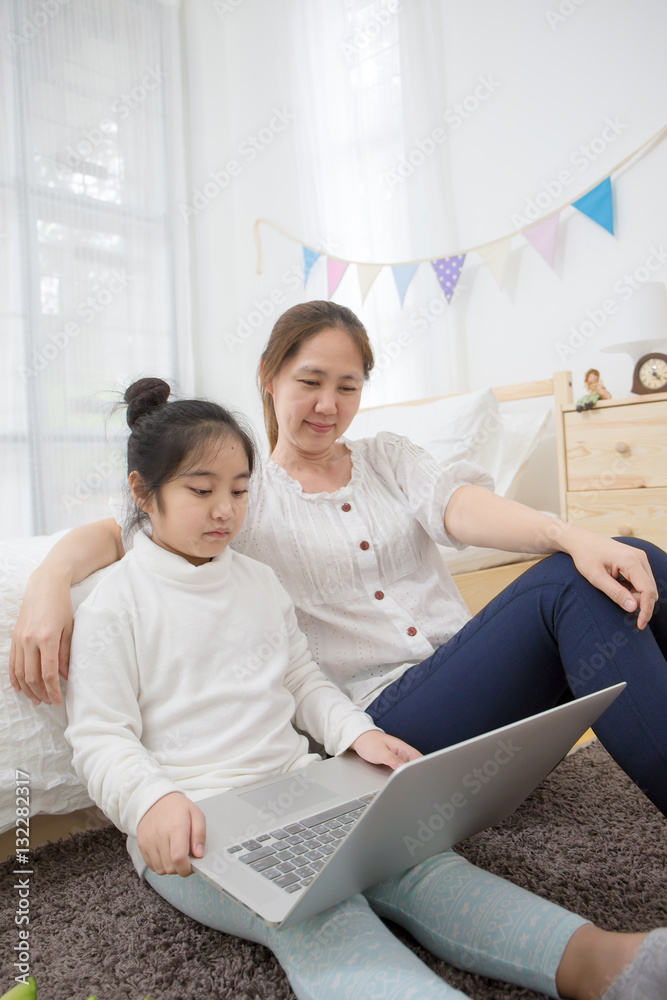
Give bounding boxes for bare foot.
[556,925,649,999]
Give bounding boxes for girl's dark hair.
[258,301,374,451]
[123,377,256,530]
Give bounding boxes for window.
[0,0,188,537]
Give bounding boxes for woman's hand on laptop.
[137,791,206,877]
[350,730,422,770]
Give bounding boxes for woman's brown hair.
[258,301,374,451]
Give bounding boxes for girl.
[64,377,666,1000]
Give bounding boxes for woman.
[10,301,667,816]
[63,376,667,1000]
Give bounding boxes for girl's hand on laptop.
[351,730,422,770]
[137,791,206,877]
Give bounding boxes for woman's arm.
[9,518,125,706]
[444,484,658,630]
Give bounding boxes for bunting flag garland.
[391,263,420,306]
[357,263,383,302]
[572,177,614,235]
[524,214,560,269]
[253,124,665,305]
[432,255,465,303]
[327,259,348,297]
[475,236,513,289]
[302,247,320,286]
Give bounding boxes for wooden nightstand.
[555,382,667,550]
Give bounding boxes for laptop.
[192,683,624,928]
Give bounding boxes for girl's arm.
[66,601,204,875]
[444,484,658,629]
[137,792,207,877]
[10,517,125,706]
[348,729,421,769]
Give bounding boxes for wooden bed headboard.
[361,371,573,411]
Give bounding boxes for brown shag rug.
[1,741,665,1000]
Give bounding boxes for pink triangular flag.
[524,215,559,269]
[328,260,348,297]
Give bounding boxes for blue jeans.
[367,538,667,815]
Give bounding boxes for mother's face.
[265,327,366,454]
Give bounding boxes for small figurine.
[575,368,612,411]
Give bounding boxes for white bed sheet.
[0,533,111,834]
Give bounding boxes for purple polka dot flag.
[431,254,466,303]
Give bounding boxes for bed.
[0,371,573,857]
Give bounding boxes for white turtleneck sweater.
[65,531,377,874]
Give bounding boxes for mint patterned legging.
[146,850,587,999]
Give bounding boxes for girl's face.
[131,435,250,566]
[265,327,365,455]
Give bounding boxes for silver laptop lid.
[193,683,625,927]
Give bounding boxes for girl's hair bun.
[124,377,171,429]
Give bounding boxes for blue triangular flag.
[303,247,320,286]
[391,263,420,307]
[572,177,614,235]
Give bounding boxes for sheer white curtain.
[286,0,464,407]
[0,0,190,539]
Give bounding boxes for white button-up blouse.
[233,433,494,709]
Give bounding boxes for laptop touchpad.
[238,776,337,816]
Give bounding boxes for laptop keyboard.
[225,793,376,894]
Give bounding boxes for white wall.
[440,0,667,397]
[180,0,667,446]
[180,0,304,440]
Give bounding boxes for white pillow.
[348,387,551,500]
[500,407,558,511]
[347,389,553,575]
[347,387,505,483]
[0,533,111,834]
[496,409,551,499]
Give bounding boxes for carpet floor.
[1,741,665,1000]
